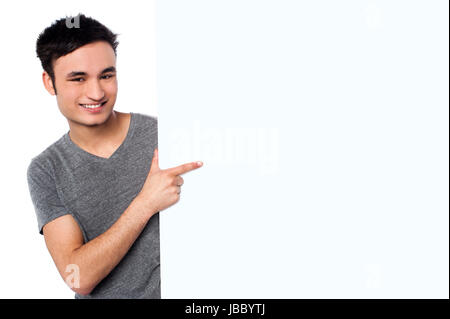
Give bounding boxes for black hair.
[36,13,119,94]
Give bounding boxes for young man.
[27,14,203,299]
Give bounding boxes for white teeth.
[82,104,102,109]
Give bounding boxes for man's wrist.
[134,193,157,220]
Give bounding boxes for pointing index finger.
[167,161,203,176]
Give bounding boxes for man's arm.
[43,148,201,296]
[43,195,155,296]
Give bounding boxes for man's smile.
[79,100,107,109]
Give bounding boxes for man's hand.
[137,148,203,216]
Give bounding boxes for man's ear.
[42,71,56,95]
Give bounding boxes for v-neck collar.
[64,112,136,162]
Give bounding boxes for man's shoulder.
[132,112,158,135]
[133,112,158,125]
[27,135,66,176]
[27,150,54,182]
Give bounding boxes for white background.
[0,0,448,298]
[157,0,449,298]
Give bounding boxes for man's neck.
[68,110,127,154]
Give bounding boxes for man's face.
[46,41,118,127]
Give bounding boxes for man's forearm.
[68,195,155,295]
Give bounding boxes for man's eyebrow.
[66,67,116,78]
[100,66,116,74]
[66,71,86,78]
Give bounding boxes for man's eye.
[101,74,114,79]
[70,78,84,82]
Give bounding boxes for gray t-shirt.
[26,112,160,299]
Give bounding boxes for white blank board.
[157,0,449,298]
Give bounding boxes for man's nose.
[85,79,105,101]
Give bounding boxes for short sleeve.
[26,157,69,235]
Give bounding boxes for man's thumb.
[150,148,159,172]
